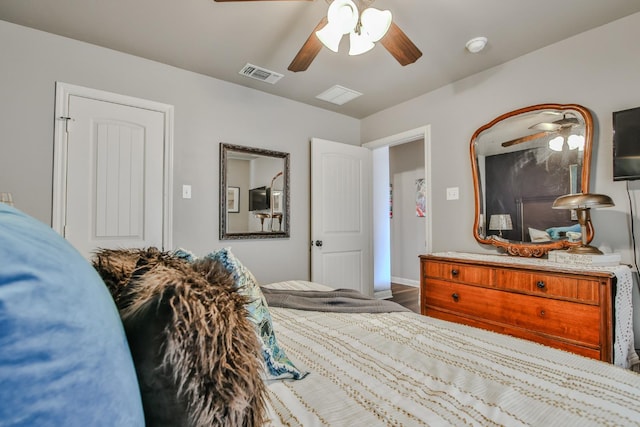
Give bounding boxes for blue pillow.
[202,248,308,380]
[0,204,144,427]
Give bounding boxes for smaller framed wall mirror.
[219,143,290,240]
[470,103,594,257]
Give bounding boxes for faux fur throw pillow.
[92,248,267,427]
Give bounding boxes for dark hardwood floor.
[389,283,420,313]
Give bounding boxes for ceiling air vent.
[239,63,283,84]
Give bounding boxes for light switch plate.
[182,184,192,199]
[446,187,459,200]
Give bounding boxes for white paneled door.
[54,84,173,258]
[310,138,372,296]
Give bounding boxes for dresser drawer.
[424,261,492,286]
[494,270,599,303]
[423,279,601,347]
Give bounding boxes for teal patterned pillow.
[172,247,197,262]
[177,247,308,380]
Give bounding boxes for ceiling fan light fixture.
[327,0,358,33]
[360,8,392,42]
[291,0,421,71]
[349,31,375,55]
[317,0,359,52]
[316,25,344,52]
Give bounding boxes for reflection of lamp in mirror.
[269,171,283,232]
[489,214,513,237]
[552,193,614,254]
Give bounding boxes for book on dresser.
[419,252,638,368]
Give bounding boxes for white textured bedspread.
[263,281,640,427]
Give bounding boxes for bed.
[3,199,640,427]
[262,280,640,427]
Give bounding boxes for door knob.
[315,240,323,247]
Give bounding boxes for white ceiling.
[2,0,640,119]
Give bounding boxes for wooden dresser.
[420,253,616,362]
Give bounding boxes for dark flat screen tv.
[613,106,640,181]
[248,186,270,211]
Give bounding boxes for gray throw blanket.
[261,287,410,313]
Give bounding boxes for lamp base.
[566,244,603,255]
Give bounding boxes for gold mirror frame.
[470,103,594,257]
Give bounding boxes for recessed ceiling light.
[466,37,488,53]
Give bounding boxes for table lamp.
[552,193,614,254]
[489,214,513,238]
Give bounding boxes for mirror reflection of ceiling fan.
[501,115,580,148]
[214,0,422,72]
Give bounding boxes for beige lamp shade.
[489,214,513,237]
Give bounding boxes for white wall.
[361,12,640,346]
[0,20,360,284]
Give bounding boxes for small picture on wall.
[389,183,393,219]
[416,178,426,217]
[227,186,239,213]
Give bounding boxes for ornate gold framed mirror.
[470,103,593,256]
[219,143,290,240]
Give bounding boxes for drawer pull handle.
[452,293,459,302]
[540,310,546,317]
[451,269,459,277]
[536,281,546,289]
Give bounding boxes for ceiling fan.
[214,0,422,72]
[501,115,581,148]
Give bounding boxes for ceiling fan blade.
[288,16,328,72]
[529,122,562,132]
[501,131,553,148]
[379,22,422,66]
[530,116,579,131]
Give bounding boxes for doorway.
[363,126,431,298]
[52,82,174,258]
[310,138,372,296]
